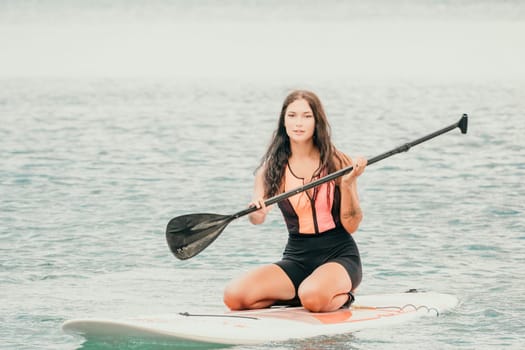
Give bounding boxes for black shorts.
[274,228,362,294]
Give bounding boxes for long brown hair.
[258,90,344,198]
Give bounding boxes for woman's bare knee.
[298,285,330,312]
[223,283,245,310]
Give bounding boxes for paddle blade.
[166,213,233,260]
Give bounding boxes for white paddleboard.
[62,291,458,346]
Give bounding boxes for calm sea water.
[1,1,524,350]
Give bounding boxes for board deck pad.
[62,292,459,346]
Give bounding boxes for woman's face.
[284,98,316,143]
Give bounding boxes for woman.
[223,90,367,312]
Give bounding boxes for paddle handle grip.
[232,114,468,220]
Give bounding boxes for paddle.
[166,114,468,260]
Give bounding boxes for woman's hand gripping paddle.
[166,114,468,260]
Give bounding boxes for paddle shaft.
[230,114,468,219]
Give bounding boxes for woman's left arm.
[340,156,367,233]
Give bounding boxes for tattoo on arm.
[342,207,362,220]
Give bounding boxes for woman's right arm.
[248,166,271,225]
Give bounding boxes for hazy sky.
[1,1,524,82]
